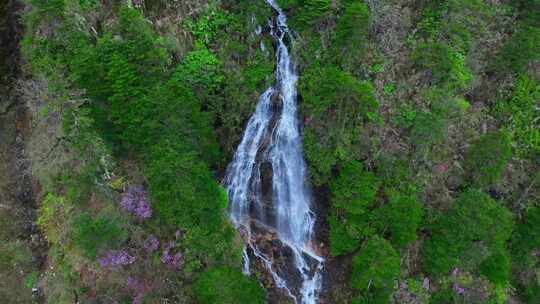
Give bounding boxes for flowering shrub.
[127,276,147,304]
[160,242,184,270]
[121,186,152,219]
[99,250,136,268]
[143,235,159,253]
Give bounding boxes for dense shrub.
[378,193,423,248]
[512,206,540,266]
[497,76,540,160]
[424,189,513,275]
[193,267,265,304]
[333,1,370,68]
[410,112,446,151]
[351,236,400,302]
[37,193,73,243]
[497,24,540,74]
[71,212,127,259]
[480,251,511,285]
[465,132,512,187]
[329,160,380,256]
[412,42,472,90]
[301,66,378,185]
[331,160,381,214]
[293,0,333,29]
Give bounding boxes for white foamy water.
[224,1,324,303]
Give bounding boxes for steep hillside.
[0,0,538,303]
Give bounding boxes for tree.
[378,193,423,248]
[329,160,381,256]
[424,189,513,275]
[351,236,400,302]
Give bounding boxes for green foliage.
[378,193,423,248]
[184,7,229,47]
[424,189,514,275]
[410,112,446,151]
[465,132,512,187]
[301,65,379,185]
[193,267,265,304]
[412,42,472,90]
[293,0,333,29]
[37,193,73,244]
[497,76,540,160]
[331,160,381,215]
[333,1,370,68]
[351,236,400,301]
[0,241,33,271]
[512,206,540,267]
[480,251,511,285]
[173,48,225,112]
[497,24,540,74]
[416,0,494,52]
[71,212,127,259]
[329,160,380,256]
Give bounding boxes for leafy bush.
[480,251,511,285]
[512,206,540,267]
[351,236,400,302]
[37,193,73,243]
[497,24,540,74]
[173,48,225,106]
[293,0,333,29]
[464,132,512,187]
[410,112,446,151]
[412,42,472,90]
[71,212,127,259]
[329,160,380,256]
[378,193,423,248]
[300,66,378,185]
[331,160,381,215]
[497,76,540,159]
[193,267,265,304]
[333,1,370,68]
[424,189,513,275]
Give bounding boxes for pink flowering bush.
[121,186,152,219]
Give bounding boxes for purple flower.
[453,283,466,295]
[127,276,147,304]
[160,241,184,270]
[99,250,136,268]
[422,277,430,290]
[143,235,159,253]
[121,186,152,219]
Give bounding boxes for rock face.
[0,0,46,301]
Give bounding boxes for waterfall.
[224,1,324,303]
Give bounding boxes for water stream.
[224,1,324,303]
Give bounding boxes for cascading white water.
[224,1,324,303]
